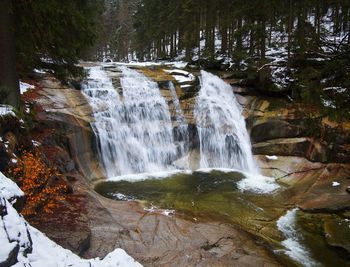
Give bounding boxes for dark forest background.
[1,0,349,118]
[96,0,349,118]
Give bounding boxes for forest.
[97,0,350,119]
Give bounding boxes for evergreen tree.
[0,0,103,107]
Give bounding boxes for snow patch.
[0,171,24,201]
[163,69,191,76]
[0,105,16,117]
[20,82,35,95]
[332,181,340,187]
[31,140,41,147]
[172,74,195,84]
[266,155,278,160]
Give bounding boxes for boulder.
[323,215,350,253]
[252,137,327,162]
[251,119,306,143]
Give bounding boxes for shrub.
[7,150,67,216]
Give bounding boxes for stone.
[252,137,326,161]
[346,186,350,194]
[251,119,306,143]
[0,243,19,267]
[323,215,350,253]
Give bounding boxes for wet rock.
[252,137,327,162]
[296,168,350,212]
[82,196,282,267]
[346,186,350,194]
[251,119,306,143]
[31,186,92,256]
[323,215,350,253]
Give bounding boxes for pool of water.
[95,169,350,267]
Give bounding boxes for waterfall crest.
[194,70,258,173]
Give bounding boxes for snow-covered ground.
[0,171,143,267]
[20,82,35,95]
[0,105,16,117]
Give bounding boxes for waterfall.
[83,65,259,178]
[195,71,258,173]
[82,66,177,177]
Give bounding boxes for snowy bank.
[0,171,142,267]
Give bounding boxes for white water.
[168,81,189,159]
[83,66,177,177]
[277,209,319,267]
[83,66,278,193]
[195,71,258,173]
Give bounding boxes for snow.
[0,171,24,201]
[0,172,143,267]
[2,198,31,252]
[172,75,195,83]
[163,69,191,76]
[110,61,188,69]
[33,69,46,74]
[0,208,19,263]
[321,98,336,109]
[163,69,195,83]
[0,105,16,117]
[276,209,318,267]
[31,140,41,147]
[20,225,143,267]
[323,87,347,93]
[20,82,34,95]
[171,61,188,69]
[265,155,278,160]
[332,181,340,187]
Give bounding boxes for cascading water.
[82,66,177,177]
[168,81,189,159]
[194,71,259,173]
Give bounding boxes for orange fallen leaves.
[8,150,67,217]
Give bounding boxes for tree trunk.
[287,0,293,70]
[0,0,20,108]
